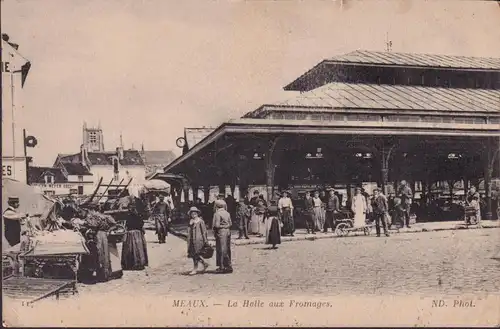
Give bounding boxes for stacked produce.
[83,210,117,231]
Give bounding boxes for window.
[385,115,417,122]
[89,131,97,143]
[490,117,500,125]
[78,175,83,182]
[346,114,381,122]
[44,174,54,184]
[44,190,55,196]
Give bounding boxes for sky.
[2,0,500,166]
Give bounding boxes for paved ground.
[165,220,500,246]
[77,228,500,297]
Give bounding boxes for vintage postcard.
[2,0,499,327]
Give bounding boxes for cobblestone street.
[79,228,500,298]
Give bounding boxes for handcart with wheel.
[333,211,374,237]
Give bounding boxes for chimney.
[116,147,124,160]
[80,144,87,166]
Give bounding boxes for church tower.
[82,121,105,152]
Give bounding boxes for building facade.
[28,165,94,196]
[2,35,31,184]
[56,123,148,192]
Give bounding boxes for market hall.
[161,50,500,220]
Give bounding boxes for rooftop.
[28,167,66,184]
[326,50,500,70]
[284,50,500,91]
[244,82,500,117]
[59,162,92,176]
[142,150,177,165]
[184,127,216,150]
[57,149,145,166]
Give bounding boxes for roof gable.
[28,167,67,184]
[184,128,216,150]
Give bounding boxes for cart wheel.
[336,223,349,237]
[363,226,371,236]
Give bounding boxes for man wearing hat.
[324,188,340,233]
[213,193,227,213]
[212,199,233,273]
[303,191,315,234]
[371,188,390,237]
[3,196,28,247]
[278,190,294,236]
[151,195,171,244]
[236,197,250,239]
[397,180,413,228]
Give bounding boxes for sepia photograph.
[2,0,500,327]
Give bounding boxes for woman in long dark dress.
[78,208,117,283]
[265,207,281,249]
[121,196,149,271]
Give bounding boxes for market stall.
[2,179,87,305]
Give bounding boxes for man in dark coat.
[397,180,413,228]
[303,191,315,234]
[324,188,340,233]
[249,190,260,207]
[371,188,390,237]
[236,198,250,239]
[212,200,233,273]
[152,195,171,243]
[3,196,28,247]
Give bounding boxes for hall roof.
[243,82,500,117]
[284,50,500,91]
[326,50,500,70]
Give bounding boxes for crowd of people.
[4,180,495,281]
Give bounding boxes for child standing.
[186,206,209,275]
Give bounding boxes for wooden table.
[3,277,77,306]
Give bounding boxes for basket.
[464,206,477,216]
[200,244,214,259]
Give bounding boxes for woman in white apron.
[351,187,367,228]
